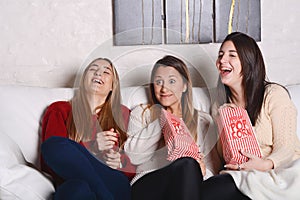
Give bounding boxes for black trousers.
[132,157,250,200]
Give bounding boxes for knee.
[172,157,199,169]
[42,137,67,152]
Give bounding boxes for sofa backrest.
[0,85,74,167]
[0,84,298,167]
[121,86,211,112]
[0,85,211,167]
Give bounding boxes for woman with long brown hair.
[125,55,217,200]
[41,58,135,200]
[205,32,300,199]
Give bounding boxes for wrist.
[264,159,274,170]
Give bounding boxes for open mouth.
[220,67,232,75]
[92,78,104,85]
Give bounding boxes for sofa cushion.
[0,165,55,200]
[0,131,55,199]
[0,131,26,168]
[0,85,74,167]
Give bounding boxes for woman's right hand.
[96,128,119,151]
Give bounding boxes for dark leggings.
[41,136,131,200]
[201,174,251,200]
[132,157,203,200]
[132,157,250,200]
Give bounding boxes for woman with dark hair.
[125,55,219,200]
[41,58,135,200]
[208,32,300,199]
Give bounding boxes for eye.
[218,52,224,58]
[89,67,97,71]
[104,70,111,75]
[169,79,176,84]
[155,79,163,86]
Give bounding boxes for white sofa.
[0,84,299,199]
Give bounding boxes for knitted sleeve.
[265,84,298,168]
[124,104,162,165]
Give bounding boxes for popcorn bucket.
[160,109,200,161]
[218,106,262,164]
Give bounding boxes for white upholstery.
[0,131,55,199]
[0,84,298,199]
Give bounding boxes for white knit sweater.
[124,104,220,184]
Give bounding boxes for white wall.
[0,0,299,88]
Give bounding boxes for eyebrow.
[154,74,178,78]
[103,66,113,72]
[90,64,113,71]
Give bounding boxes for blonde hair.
[67,58,127,147]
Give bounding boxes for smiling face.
[153,66,187,115]
[216,40,243,89]
[84,59,114,98]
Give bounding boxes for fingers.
[103,149,121,169]
[219,103,238,109]
[240,149,257,159]
[96,128,120,151]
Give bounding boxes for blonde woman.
[41,58,135,200]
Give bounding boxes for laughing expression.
[216,40,243,89]
[84,59,113,97]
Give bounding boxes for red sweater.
[41,101,136,181]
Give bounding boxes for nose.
[94,69,102,76]
[219,54,228,64]
[160,83,168,92]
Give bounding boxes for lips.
[160,94,172,98]
[220,67,232,76]
[92,78,104,85]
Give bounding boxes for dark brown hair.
[220,32,269,125]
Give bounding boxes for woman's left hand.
[225,149,274,171]
[103,149,121,169]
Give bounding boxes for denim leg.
[41,136,131,200]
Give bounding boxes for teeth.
[93,79,103,84]
[221,67,232,72]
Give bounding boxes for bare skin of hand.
[103,149,121,169]
[96,128,119,151]
[225,149,274,171]
[197,153,206,176]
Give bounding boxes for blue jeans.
[41,136,131,200]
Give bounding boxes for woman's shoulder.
[131,103,151,113]
[265,83,290,98]
[46,101,71,114]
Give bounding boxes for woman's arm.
[264,84,297,168]
[124,105,162,165]
[41,101,71,142]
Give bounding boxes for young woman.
[208,32,300,199]
[41,58,135,200]
[124,55,220,200]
